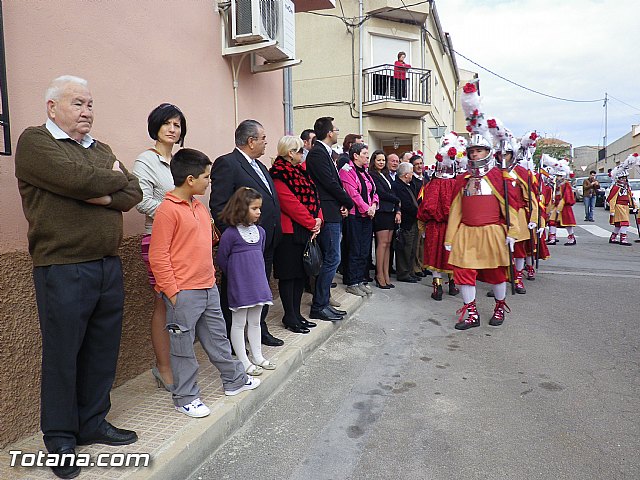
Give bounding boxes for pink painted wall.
[0,0,284,253]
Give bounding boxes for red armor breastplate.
[461,195,501,226]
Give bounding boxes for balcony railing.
[363,64,431,106]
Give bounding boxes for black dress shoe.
[331,282,337,288]
[414,271,426,278]
[283,323,310,334]
[50,446,81,479]
[77,422,138,446]
[298,317,317,328]
[310,307,343,321]
[327,305,347,316]
[397,277,418,283]
[262,332,284,346]
[409,275,422,281]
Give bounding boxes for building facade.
[0,0,333,447]
[292,0,460,162]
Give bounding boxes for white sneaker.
[175,398,210,418]
[224,376,261,396]
[358,282,373,295]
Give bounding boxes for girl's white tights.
[231,305,265,370]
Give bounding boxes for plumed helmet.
[434,145,461,179]
[611,165,629,180]
[460,81,495,175]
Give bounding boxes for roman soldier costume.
[417,133,466,300]
[445,82,520,330]
[543,156,576,246]
[608,157,638,246]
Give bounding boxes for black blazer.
[305,142,354,222]
[371,170,399,213]
[209,148,281,249]
[392,179,418,229]
[411,175,426,201]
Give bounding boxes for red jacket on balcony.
[394,60,411,80]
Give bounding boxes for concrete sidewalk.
[0,285,366,480]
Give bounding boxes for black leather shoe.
[298,317,317,328]
[283,323,310,334]
[331,282,337,288]
[77,423,138,446]
[397,277,418,283]
[414,271,426,278]
[310,307,343,321]
[327,305,347,316]
[50,446,80,479]
[262,332,284,346]
[409,275,422,281]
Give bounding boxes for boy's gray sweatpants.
[163,286,247,407]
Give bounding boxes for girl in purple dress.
[217,187,276,376]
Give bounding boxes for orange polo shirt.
[149,192,215,298]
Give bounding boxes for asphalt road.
[188,206,640,480]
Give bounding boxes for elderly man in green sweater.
[14,75,142,479]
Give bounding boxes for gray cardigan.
[132,149,175,234]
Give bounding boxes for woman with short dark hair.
[339,144,378,296]
[133,103,187,391]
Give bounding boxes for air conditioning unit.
[231,0,295,61]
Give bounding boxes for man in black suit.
[305,117,354,321]
[392,162,421,283]
[209,119,284,347]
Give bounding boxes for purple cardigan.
[216,226,273,310]
[339,161,379,217]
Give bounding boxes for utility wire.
[307,0,617,105]
[607,94,640,112]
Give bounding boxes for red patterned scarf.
[269,156,320,217]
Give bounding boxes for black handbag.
[302,238,323,276]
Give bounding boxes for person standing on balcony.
[394,51,411,101]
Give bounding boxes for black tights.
[279,278,304,327]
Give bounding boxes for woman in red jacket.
[393,51,411,101]
[270,136,323,333]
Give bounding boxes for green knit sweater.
[15,125,143,266]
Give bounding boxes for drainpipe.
[231,53,250,128]
[283,67,293,134]
[358,0,363,135]
[421,19,427,154]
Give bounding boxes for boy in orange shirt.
[149,148,260,418]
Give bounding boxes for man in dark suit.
[392,162,421,283]
[209,119,284,347]
[305,117,354,321]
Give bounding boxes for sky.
[435,0,640,147]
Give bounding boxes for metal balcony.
[362,64,431,119]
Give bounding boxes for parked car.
[604,179,640,210]
[572,177,587,202]
[595,173,612,207]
